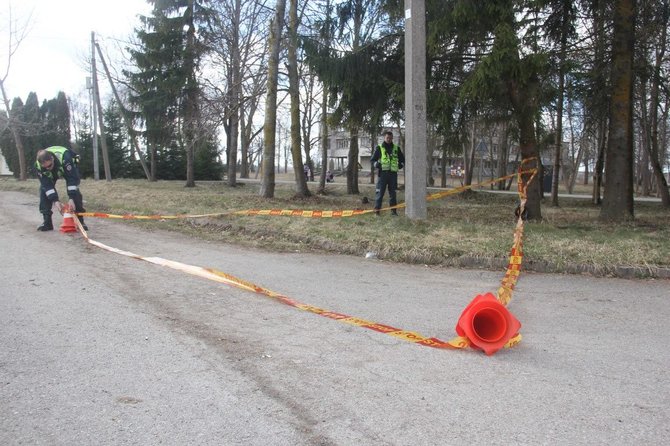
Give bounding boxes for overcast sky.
[2,0,151,105]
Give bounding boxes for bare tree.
[260,0,287,198]
[637,0,670,206]
[287,0,310,196]
[203,0,271,183]
[300,70,323,182]
[0,3,31,180]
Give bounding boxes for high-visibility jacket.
[378,143,400,172]
[35,146,81,202]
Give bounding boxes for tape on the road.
[72,217,523,350]
[68,161,537,353]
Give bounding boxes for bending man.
[35,146,87,231]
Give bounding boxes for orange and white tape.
[78,168,538,221]
[67,162,537,352]
[72,217,516,350]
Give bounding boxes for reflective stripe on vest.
[379,144,399,172]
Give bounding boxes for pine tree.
[303,0,394,195]
[40,92,71,149]
[102,101,130,178]
[126,0,212,183]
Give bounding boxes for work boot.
[391,209,398,216]
[374,209,380,216]
[78,216,88,231]
[37,215,53,231]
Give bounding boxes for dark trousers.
[39,184,85,217]
[374,171,398,210]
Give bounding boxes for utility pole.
[91,31,112,181]
[89,42,99,180]
[404,0,427,219]
[95,42,151,181]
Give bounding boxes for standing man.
[35,146,88,231]
[370,131,405,216]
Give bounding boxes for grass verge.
[2,177,668,278]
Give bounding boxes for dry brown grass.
[2,176,668,277]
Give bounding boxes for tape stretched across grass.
[71,162,537,354]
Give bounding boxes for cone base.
[60,215,77,233]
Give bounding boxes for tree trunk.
[0,81,27,180]
[601,0,636,222]
[240,111,249,178]
[184,0,197,188]
[301,74,316,183]
[497,122,509,190]
[517,110,543,220]
[644,0,670,205]
[592,120,606,204]
[150,142,157,182]
[551,1,571,206]
[227,0,242,187]
[464,119,476,186]
[440,145,447,188]
[346,125,360,194]
[590,0,607,201]
[260,0,286,198]
[317,81,329,194]
[288,0,310,197]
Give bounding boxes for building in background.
[0,152,12,176]
[327,127,402,173]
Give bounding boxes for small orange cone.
[455,292,521,356]
[60,204,77,233]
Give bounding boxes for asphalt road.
[1,190,668,445]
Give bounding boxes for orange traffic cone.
[455,292,521,356]
[60,204,78,233]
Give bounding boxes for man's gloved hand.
[399,163,404,169]
[374,161,380,169]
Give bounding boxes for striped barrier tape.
[77,168,538,220]
[72,217,514,350]
[497,160,537,305]
[67,161,537,353]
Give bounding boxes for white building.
[327,127,402,172]
[0,152,12,176]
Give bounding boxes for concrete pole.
[95,42,151,181]
[404,0,427,219]
[91,33,99,181]
[91,32,112,181]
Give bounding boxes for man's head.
[383,131,393,144]
[37,150,55,170]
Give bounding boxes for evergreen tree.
[22,93,42,165]
[1,91,72,178]
[102,101,130,178]
[125,0,212,183]
[194,133,223,180]
[39,92,71,149]
[303,0,395,195]
[76,117,94,179]
[0,97,25,177]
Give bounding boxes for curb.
[454,256,670,280]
